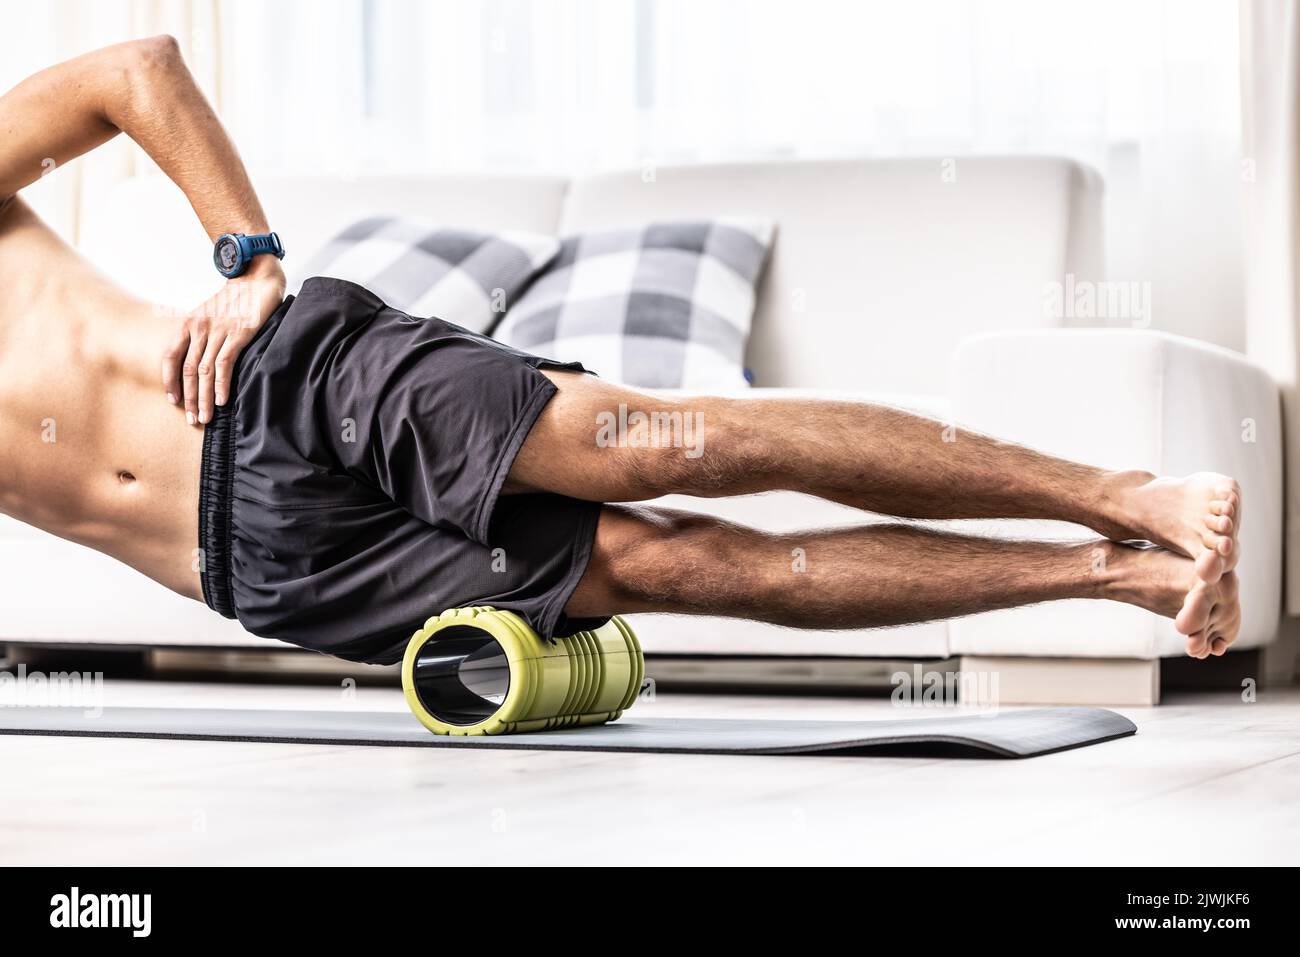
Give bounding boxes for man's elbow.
[108,35,185,123]
[127,34,184,78]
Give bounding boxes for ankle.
[1093,469,1157,534]
[1075,539,1130,600]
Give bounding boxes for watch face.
[216,237,240,271]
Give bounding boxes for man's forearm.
[0,36,269,244]
[106,36,269,243]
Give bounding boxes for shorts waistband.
[199,391,239,619]
[198,293,296,618]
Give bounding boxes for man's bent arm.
[0,36,284,423]
[0,36,269,245]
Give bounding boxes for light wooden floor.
[2,679,1297,865]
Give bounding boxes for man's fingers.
[182,326,209,426]
[161,327,190,405]
[214,329,253,407]
[197,333,227,425]
[171,272,282,418]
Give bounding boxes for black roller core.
[410,625,511,726]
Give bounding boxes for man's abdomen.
[0,202,205,600]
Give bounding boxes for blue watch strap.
[244,232,285,259]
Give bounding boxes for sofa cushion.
[559,159,1105,392]
[292,216,560,332]
[494,219,774,389]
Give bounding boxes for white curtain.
[207,0,1243,348]
[1240,0,1299,617]
[3,0,1244,352]
[3,0,1244,349]
[0,0,220,237]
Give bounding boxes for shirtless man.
[0,38,1241,665]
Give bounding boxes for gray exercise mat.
[0,705,1135,758]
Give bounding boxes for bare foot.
[1101,470,1241,584]
[1102,540,1241,658]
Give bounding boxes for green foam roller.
[401,607,644,736]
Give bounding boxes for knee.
[616,399,770,498]
[618,440,702,499]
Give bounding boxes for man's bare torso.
[0,196,204,600]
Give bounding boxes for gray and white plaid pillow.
[293,216,560,332]
[494,219,774,389]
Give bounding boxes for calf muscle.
[565,505,1107,628]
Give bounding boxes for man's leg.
[564,506,1242,658]
[508,371,1240,582]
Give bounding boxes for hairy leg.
[509,371,1240,582]
[565,506,1241,658]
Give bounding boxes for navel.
[117,470,136,485]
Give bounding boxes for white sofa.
[0,157,1283,702]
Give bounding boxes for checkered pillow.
[494,220,775,389]
[293,217,560,332]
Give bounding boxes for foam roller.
[401,607,644,736]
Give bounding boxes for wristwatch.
[213,232,285,278]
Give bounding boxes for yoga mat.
[0,706,1135,758]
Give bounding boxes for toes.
[1194,547,1225,584]
[1216,483,1242,522]
[1199,525,1230,553]
[1220,541,1241,573]
[1201,523,1234,567]
[1185,630,1211,658]
[1198,580,1240,658]
[1205,513,1234,535]
[1176,583,1214,636]
[1205,615,1230,657]
[1215,591,1242,653]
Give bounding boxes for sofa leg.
[1261,616,1300,687]
[957,656,1160,706]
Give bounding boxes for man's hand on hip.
[163,258,287,426]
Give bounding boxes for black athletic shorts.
[198,276,607,664]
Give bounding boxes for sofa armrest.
[949,329,1283,657]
